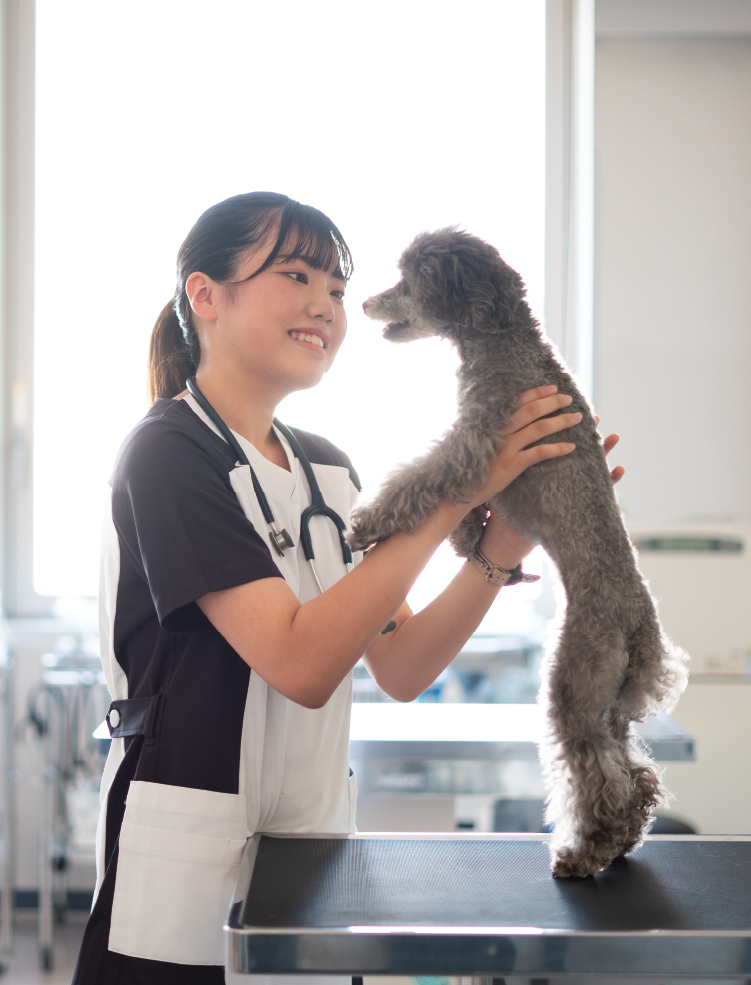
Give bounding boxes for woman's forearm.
[365,528,527,701]
[198,499,469,708]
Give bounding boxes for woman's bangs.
[272,203,354,281]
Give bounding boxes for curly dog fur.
[350,228,688,878]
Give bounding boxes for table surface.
[226,833,751,977]
[349,704,695,761]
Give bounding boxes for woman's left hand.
[600,425,625,484]
[479,423,625,564]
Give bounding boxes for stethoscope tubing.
[272,420,353,568]
[185,378,352,576]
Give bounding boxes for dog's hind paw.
[550,845,614,879]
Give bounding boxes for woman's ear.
[186,271,219,324]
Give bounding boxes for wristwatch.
[469,546,541,587]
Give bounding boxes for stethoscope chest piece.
[269,523,295,558]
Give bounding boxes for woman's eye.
[286,271,308,284]
[331,290,345,300]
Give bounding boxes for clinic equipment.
[630,523,751,676]
[20,638,109,970]
[186,376,352,594]
[226,832,751,980]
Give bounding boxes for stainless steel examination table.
[226,832,751,980]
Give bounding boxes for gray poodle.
[349,228,688,878]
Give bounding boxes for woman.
[73,191,616,984]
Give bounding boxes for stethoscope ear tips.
[269,525,295,557]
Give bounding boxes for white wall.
[663,682,751,834]
[594,37,751,526]
[597,0,751,39]
[594,19,751,833]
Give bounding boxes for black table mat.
[241,837,751,932]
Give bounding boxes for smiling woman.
[33,0,545,602]
[70,188,577,983]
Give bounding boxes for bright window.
[34,0,545,609]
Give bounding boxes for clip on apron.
[106,691,164,745]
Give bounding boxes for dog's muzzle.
[383,321,410,339]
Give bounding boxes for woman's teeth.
[289,331,325,348]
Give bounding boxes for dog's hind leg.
[608,709,662,857]
[605,608,688,856]
[541,609,646,877]
[543,737,636,877]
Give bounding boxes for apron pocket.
[109,781,246,966]
[123,779,247,839]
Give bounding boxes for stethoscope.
[186,377,353,595]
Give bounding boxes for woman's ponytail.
[148,300,198,402]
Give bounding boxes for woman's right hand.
[469,385,580,508]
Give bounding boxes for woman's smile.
[288,328,329,353]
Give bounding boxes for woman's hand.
[469,385,580,510]
[478,407,626,568]
[598,419,625,484]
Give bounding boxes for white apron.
[97,396,362,969]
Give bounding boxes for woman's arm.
[197,387,579,709]
[365,430,625,701]
[362,517,528,701]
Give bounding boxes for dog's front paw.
[348,505,398,553]
[448,504,489,558]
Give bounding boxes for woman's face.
[198,239,348,397]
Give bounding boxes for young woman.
[73,192,621,984]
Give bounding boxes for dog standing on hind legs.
[349,227,689,878]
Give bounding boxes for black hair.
[148,191,353,401]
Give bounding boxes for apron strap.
[106,690,164,745]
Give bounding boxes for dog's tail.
[618,598,689,722]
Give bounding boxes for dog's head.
[362,227,531,343]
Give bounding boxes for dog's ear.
[404,229,532,334]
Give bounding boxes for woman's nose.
[308,292,335,321]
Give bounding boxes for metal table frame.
[226,833,751,980]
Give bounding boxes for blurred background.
[0,0,749,978]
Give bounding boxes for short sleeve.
[111,415,283,633]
